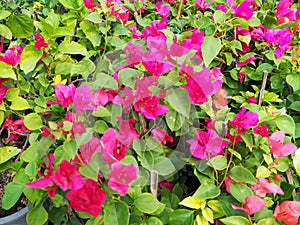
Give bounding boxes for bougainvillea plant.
[0,0,300,224]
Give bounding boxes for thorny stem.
[258,70,268,106]
[138,112,147,135]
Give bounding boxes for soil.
[0,171,28,218]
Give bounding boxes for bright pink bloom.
[0,45,23,66]
[155,2,170,18]
[108,162,138,196]
[2,116,30,141]
[275,0,295,22]
[134,96,169,119]
[234,0,255,20]
[52,160,83,191]
[237,55,256,67]
[100,128,128,164]
[26,154,56,197]
[238,71,246,82]
[169,41,188,57]
[80,136,102,163]
[159,181,173,191]
[269,130,297,157]
[216,4,227,12]
[92,88,115,107]
[196,0,210,10]
[274,201,300,225]
[182,28,205,53]
[67,179,106,217]
[188,129,226,159]
[151,127,173,145]
[41,126,51,137]
[73,85,96,115]
[34,34,48,50]
[247,96,257,104]
[84,0,95,10]
[47,84,76,108]
[231,196,266,215]
[142,53,174,76]
[113,87,135,112]
[228,107,259,134]
[71,121,86,136]
[251,178,284,197]
[254,124,269,137]
[118,117,140,147]
[0,79,12,104]
[124,42,143,66]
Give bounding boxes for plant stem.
[248,214,253,225]
[258,70,268,106]
[176,0,184,19]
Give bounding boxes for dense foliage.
[0,0,300,224]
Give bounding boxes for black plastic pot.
[0,207,28,225]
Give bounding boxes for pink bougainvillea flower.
[47,84,76,108]
[118,117,140,147]
[196,0,210,10]
[80,136,102,163]
[124,42,143,66]
[274,201,300,225]
[2,115,30,141]
[108,162,138,196]
[113,86,135,112]
[182,28,205,53]
[254,124,269,137]
[238,71,246,82]
[228,107,259,134]
[0,79,12,104]
[224,176,247,193]
[135,76,157,101]
[100,128,128,164]
[151,127,173,145]
[155,2,170,19]
[247,96,257,104]
[134,96,170,119]
[26,154,56,197]
[34,33,48,50]
[71,121,86,136]
[234,0,255,20]
[73,85,96,116]
[0,45,23,66]
[269,130,297,157]
[159,181,173,191]
[91,88,116,107]
[67,179,106,217]
[84,0,95,10]
[231,196,266,215]
[237,55,256,67]
[188,129,226,159]
[275,0,295,22]
[216,4,227,12]
[251,178,284,197]
[52,160,83,191]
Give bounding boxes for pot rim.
[0,206,28,224]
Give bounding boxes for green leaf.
[10,97,30,110]
[179,197,203,209]
[143,217,163,225]
[6,14,34,38]
[286,74,300,92]
[257,217,277,225]
[288,101,300,111]
[58,0,81,9]
[153,157,176,176]
[273,114,295,138]
[0,146,21,164]
[20,46,43,74]
[208,155,227,170]
[166,111,185,131]
[80,20,101,47]
[0,10,11,20]
[203,207,214,223]
[118,68,143,89]
[85,12,102,23]
[24,113,43,130]
[104,200,129,225]
[2,182,24,210]
[169,209,193,225]
[213,11,231,23]
[0,61,16,79]
[241,133,253,151]
[228,166,257,184]
[250,63,273,81]
[0,24,12,39]
[63,139,78,159]
[201,36,221,67]
[196,215,209,225]
[256,165,270,178]
[230,183,253,202]
[193,183,220,200]
[58,39,87,55]
[93,73,118,90]
[71,58,96,78]
[166,88,191,118]
[0,111,4,127]
[26,204,48,225]
[220,216,250,225]
[263,14,278,28]
[248,17,261,27]
[274,157,289,172]
[134,193,165,215]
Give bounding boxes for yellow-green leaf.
[196,215,209,225]
[179,197,203,209]
[202,207,214,223]
[0,146,21,164]
[256,165,271,178]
